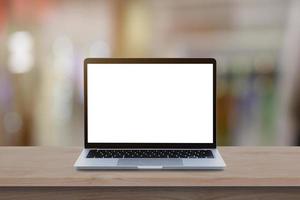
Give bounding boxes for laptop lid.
[84,58,216,149]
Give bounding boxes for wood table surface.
[0,147,300,200]
[1,146,300,187]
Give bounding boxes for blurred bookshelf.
[0,0,300,146]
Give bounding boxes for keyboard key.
[86,150,97,158]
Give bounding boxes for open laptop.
[74,58,225,170]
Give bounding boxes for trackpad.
[118,158,183,167]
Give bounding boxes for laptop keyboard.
[86,150,214,159]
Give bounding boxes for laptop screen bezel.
[84,58,216,149]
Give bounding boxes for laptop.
[74,58,226,170]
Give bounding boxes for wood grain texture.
[1,187,300,200]
[0,147,300,187]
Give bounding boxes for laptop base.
[74,149,225,170]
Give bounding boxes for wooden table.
[0,147,300,200]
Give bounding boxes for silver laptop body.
[74,58,226,170]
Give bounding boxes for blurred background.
[0,0,300,146]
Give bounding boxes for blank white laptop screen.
[87,63,213,143]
